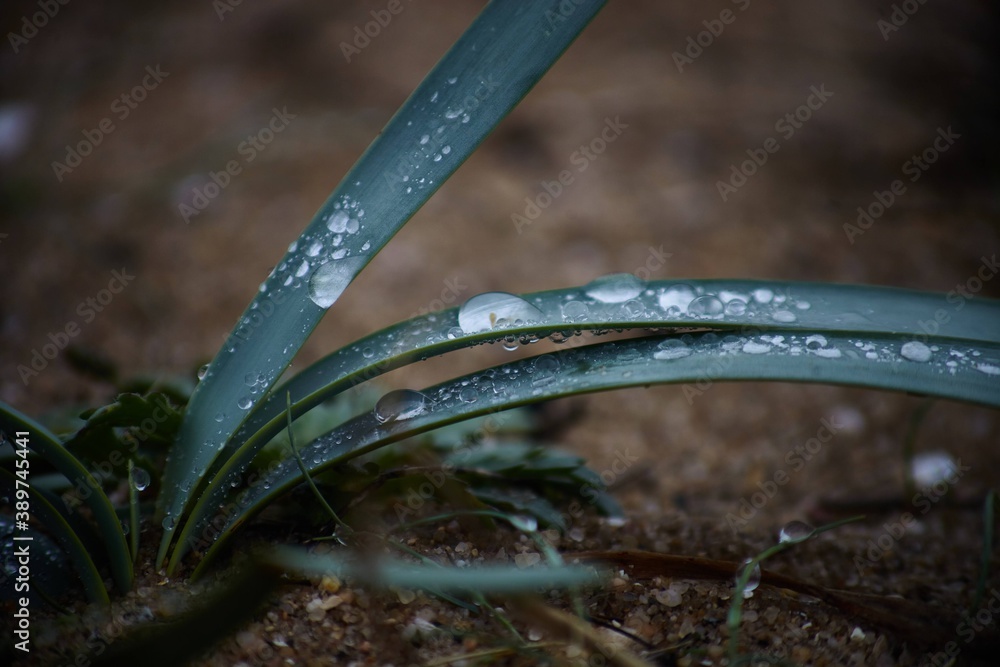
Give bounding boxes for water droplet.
[457,292,543,334]
[244,372,258,386]
[346,218,360,234]
[442,145,451,154]
[197,364,210,380]
[911,451,957,487]
[458,386,478,403]
[214,411,225,423]
[306,241,322,257]
[374,389,431,424]
[688,294,724,317]
[308,257,364,309]
[796,300,811,310]
[131,467,150,492]
[584,273,645,303]
[778,520,814,544]
[976,362,1000,376]
[805,335,828,350]
[752,288,774,304]
[361,346,375,359]
[327,210,349,233]
[901,341,932,363]
[654,338,693,360]
[447,326,464,340]
[772,310,797,323]
[162,516,176,531]
[725,299,747,316]
[742,340,772,355]
[735,558,761,598]
[561,300,589,321]
[623,299,645,317]
[444,108,461,120]
[237,396,252,410]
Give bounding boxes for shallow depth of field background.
[2,1,998,533]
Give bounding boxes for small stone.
[850,626,866,642]
[319,575,341,593]
[514,552,541,568]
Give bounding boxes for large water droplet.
[374,389,431,424]
[131,467,150,492]
[162,516,176,531]
[583,273,645,303]
[688,294,724,317]
[900,341,932,363]
[658,283,696,312]
[308,258,364,309]
[237,396,252,410]
[778,520,814,544]
[654,338,693,360]
[725,299,747,316]
[735,558,761,598]
[457,292,543,334]
[327,211,349,233]
[752,288,774,304]
[771,310,797,323]
[742,340,772,355]
[561,300,589,322]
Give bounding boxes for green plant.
[3,0,999,661]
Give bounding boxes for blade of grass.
[973,489,997,613]
[0,400,132,592]
[190,329,999,576]
[171,280,1000,570]
[157,0,608,567]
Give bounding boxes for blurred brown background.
[1,1,998,528]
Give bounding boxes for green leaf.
[0,401,132,592]
[262,545,606,593]
[0,468,109,605]
[191,326,999,576]
[168,279,1000,571]
[158,0,608,566]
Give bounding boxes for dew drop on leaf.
[688,294,724,317]
[457,292,543,334]
[583,273,645,303]
[654,338,692,360]
[735,558,761,598]
[131,467,150,492]
[900,340,932,363]
[778,520,814,544]
[374,389,431,424]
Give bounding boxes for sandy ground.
[3,1,1000,665]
